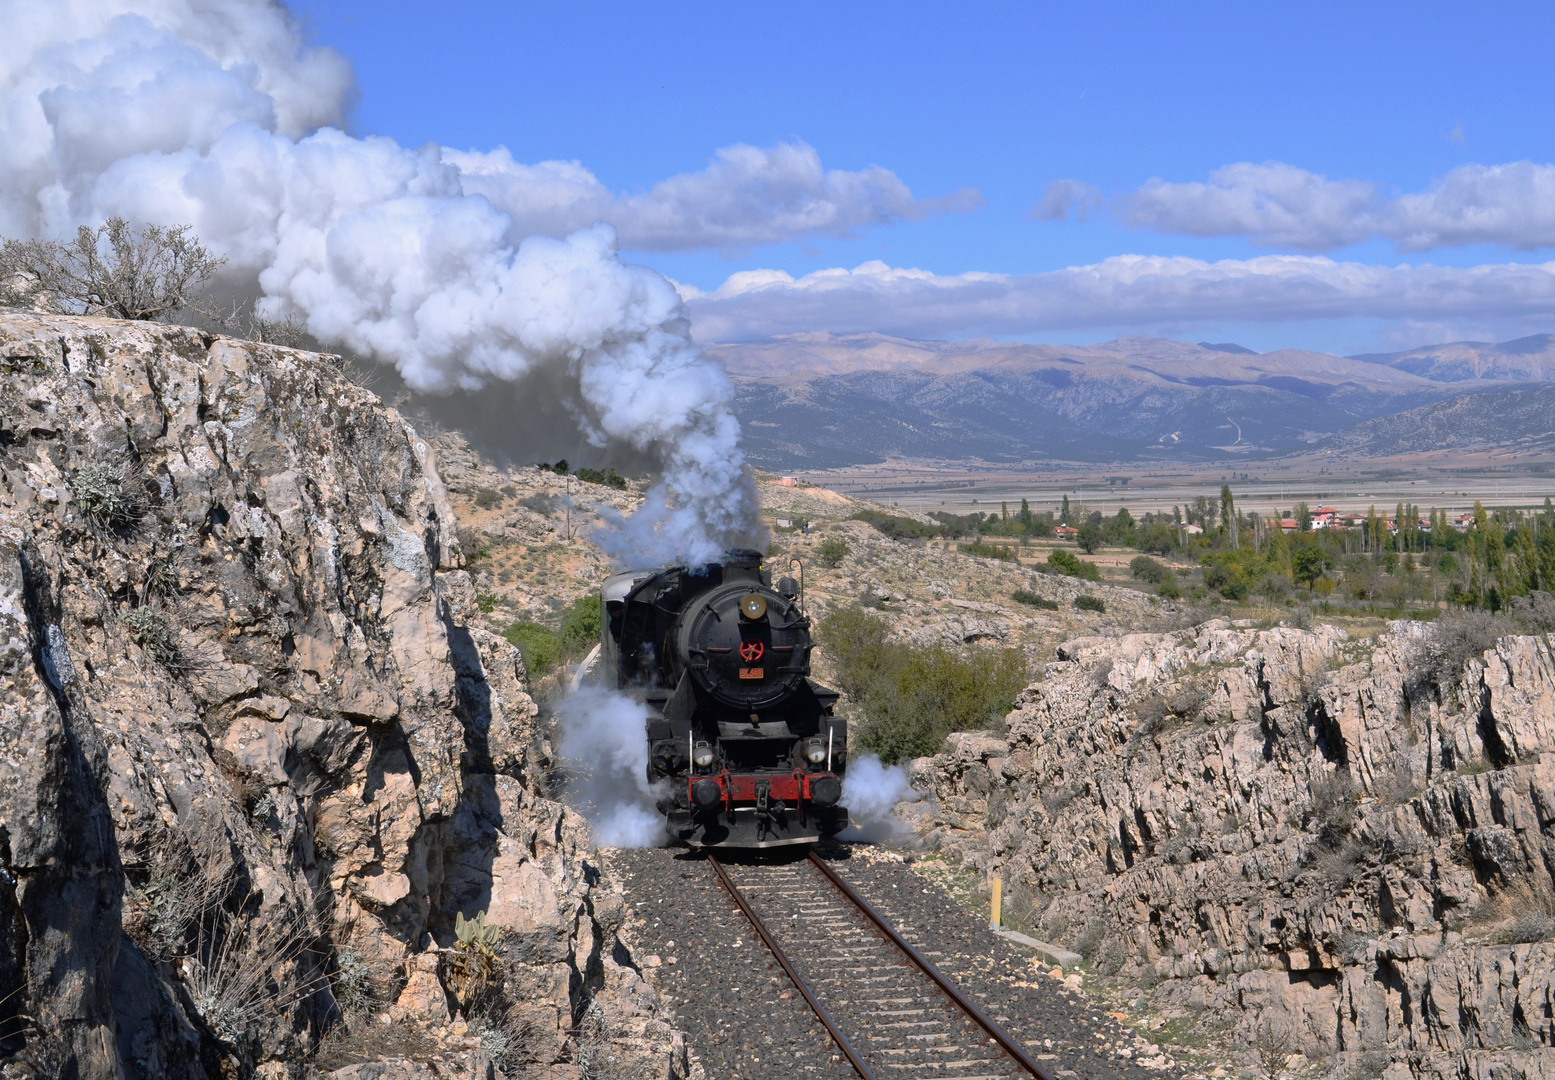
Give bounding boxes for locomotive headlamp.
[739,594,768,620]
[692,741,715,768]
[692,778,723,809]
[805,739,827,764]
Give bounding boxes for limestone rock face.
[0,313,684,1079]
[910,617,1555,1078]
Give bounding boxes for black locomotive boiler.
[598,548,848,848]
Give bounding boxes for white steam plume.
[2,0,769,564]
[554,684,665,848]
[836,753,919,844]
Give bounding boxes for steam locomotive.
[598,549,848,848]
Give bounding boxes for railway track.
[708,853,1055,1080]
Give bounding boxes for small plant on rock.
[446,910,503,1009]
[119,606,186,672]
[329,946,382,1016]
[70,461,144,531]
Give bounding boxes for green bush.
[1156,573,1182,599]
[851,509,939,540]
[1048,549,1101,581]
[819,607,1026,764]
[1130,555,1167,584]
[503,622,562,677]
[1075,595,1106,613]
[1011,589,1059,610]
[1202,557,1249,600]
[575,467,628,490]
[959,540,1019,563]
[560,592,601,647]
[473,487,501,510]
[816,535,850,568]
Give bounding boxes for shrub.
[473,487,501,510]
[816,535,850,568]
[503,622,563,677]
[1510,590,1555,634]
[1048,549,1100,581]
[1073,919,1108,960]
[1156,574,1182,599]
[819,606,1026,764]
[1130,555,1167,584]
[560,592,601,648]
[1202,559,1248,600]
[851,509,939,540]
[958,540,1019,562]
[1308,771,1358,844]
[1133,685,1209,736]
[575,466,627,489]
[1011,589,1058,610]
[1414,609,1506,693]
[1075,594,1106,613]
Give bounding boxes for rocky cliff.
[0,312,686,1079]
[907,617,1555,1078]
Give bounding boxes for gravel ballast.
[608,846,1188,1080]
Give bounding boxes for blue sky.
[287,2,1555,351]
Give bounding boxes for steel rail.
[705,855,878,1080]
[807,852,1056,1080]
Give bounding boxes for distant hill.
[710,332,1531,468]
[1350,334,1555,383]
[1320,384,1555,457]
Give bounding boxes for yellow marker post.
[990,876,1002,927]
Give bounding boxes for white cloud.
[1029,178,1103,222]
[1389,162,1555,250]
[1120,163,1380,249]
[447,141,982,253]
[685,254,1555,342]
[1106,160,1555,252]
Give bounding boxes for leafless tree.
[0,217,224,320]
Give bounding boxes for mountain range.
[706,332,1555,468]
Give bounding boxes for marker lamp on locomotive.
[692,741,715,768]
[805,738,827,764]
[692,778,722,808]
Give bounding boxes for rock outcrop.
[908,617,1555,1078]
[0,313,685,1079]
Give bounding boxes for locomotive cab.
[599,549,848,847]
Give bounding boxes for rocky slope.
[905,617,1555,1078]
[0,312,687,1079]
